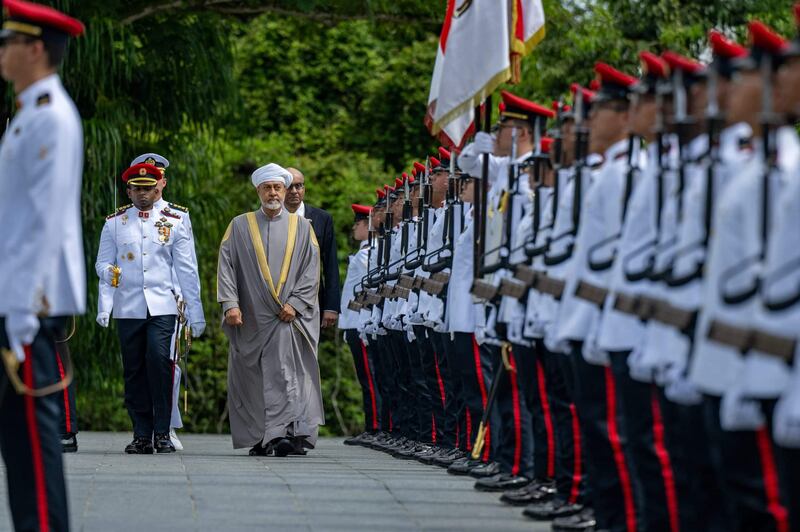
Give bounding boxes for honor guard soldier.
[95,163,205,454]
[340,203,382,443]
[131,152,197,451]
[0,0,85,530]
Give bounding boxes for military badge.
[145,157,156,165]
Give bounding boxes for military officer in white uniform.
[95,163,205,454]
[0,1,85,530]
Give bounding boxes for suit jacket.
[303,204,341,314]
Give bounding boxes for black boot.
[154,433,176,454]
[124,436,154,455]
[272,437,294,457]
[61,433,78,453]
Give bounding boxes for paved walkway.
[0,432,548,531]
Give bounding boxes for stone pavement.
[0,432,549,531]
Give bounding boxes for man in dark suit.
[286,168,341,328]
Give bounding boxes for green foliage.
[20,0,797,436]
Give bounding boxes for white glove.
[473,131,495,154]
[473,324,487,345]
[581,320,609,366]
[628,344,656,383]
[102,265,120,286]
[96,312,110,328]
[543,323,571,354]
[406,326,416,343]
[358,329,369,346]
[720,380,765,431]
[664,376,702,405]
[773,386,800,448]
[6,312,39,362]
[506,319,525,345]
[190,321,206,338]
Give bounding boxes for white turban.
[251,163,292,188]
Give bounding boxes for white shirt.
[95,204,204,325]
[0,74,85,316]
[339,241,370,330]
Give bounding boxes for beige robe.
[217,209,324,449]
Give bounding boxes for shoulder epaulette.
[161,208,181,220]
[106,204,132,220]
[36,93,51,107]
[168,202,189,213]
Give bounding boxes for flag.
[425,0,546,148]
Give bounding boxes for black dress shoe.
[551,508,596,531]
[432,449,466,467]
[249,442,270,456]
[273,437,295,457]
[448,458,483,475]
[468,461,501,478]
[523,498,584,521]
[343,433,364,446]
[154,433,176,454]
[474,473,529,492]
[289,437,308,455]
[125,436,154,455]
[61,433,78,453]
[500,479,555,506]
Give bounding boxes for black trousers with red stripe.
[551,349,587,504]
[570,342,637,532]
[432,332,464,448]
[0,317,70,532]
[609,350,680,532]
[451,332,494,459]
[703,394,789,532]
[54,341,78,437]
[344,330,381,433]
[763,400,800,532]
[371,336,399,434]
[494,342,533,478]
[381,332,414,438]
[393,330,431,442]
[416,326,456,448]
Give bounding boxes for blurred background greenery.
[2,0,794,435]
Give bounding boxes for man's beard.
[262,199,282,211]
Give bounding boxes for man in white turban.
[217,163,325,456]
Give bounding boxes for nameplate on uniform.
[393,286,411,300]
[652,302,696,333]
[513,265,538,287]
[751,330,796,362]
[421,278,446,295]
[471,279,499,301]
[634,295,660,321]
[534,275,565,300]
[707,319,752,352]
[347,301,363,312]
[574,280,608,307]
[613,292,639,316]
[431,271,451,284]
[497,277,527,300]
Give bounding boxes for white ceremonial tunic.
[689,132,781,396]
[95,205,204,325]
[445,208,482,333]
[0,74,85,317]
[522,185,555,339]
[339,241,370,330]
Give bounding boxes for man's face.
[495,120,529,156]
[257,181,286,211]
[391,194,404,220]
[127,184,158,211]
[588,101,628,153]
[155,175,167,199]
[777,56,800,117]
[371,207,386,227]
[431,170,449,195]
[352,219,369,241]
[459,178,475,203]
[727,70,763,126]
[0,35,39,83]
[285,173,305,209]
[561,120,575,164]
[628,94,657,140]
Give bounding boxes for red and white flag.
[425,0,546,148]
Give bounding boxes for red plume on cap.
[3,0,85,37]
[594,62,638,87]
[407,175,416,184]
[795,3,800,27]
[430,156,441,168]
[438,146,451,160]
[748,21,788,53]
[500,90,555,119]
[570,83,597,103]
[540,137,554,154]
[395,177,404,188]
[376,188,386,199]
[351,204,371,216]
[639,51,669,78]
[385,185,395,193]
[709,30,748,59]
[661,51,705,74]
[588,79,601,91]
[413,161,427,174]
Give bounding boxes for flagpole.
[473,96,491,279]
